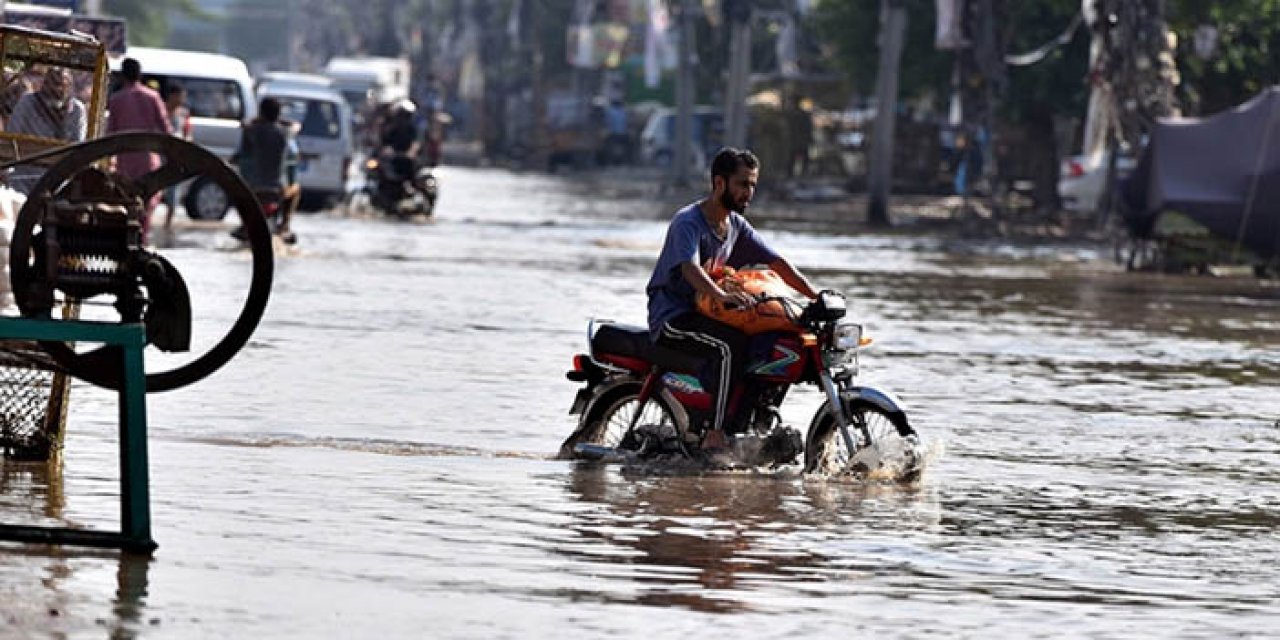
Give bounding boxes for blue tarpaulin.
[1123,87,1280,259]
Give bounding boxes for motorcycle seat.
[591,323,705,374]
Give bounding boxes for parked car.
[256,74,353,210]
[1059,150,1137,213]
[639,106,724,170]
[110,47,257,220]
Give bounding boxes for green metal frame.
[0,317,155,554]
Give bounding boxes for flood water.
[2,166,1279,638]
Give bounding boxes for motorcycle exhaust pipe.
[573,442,635,462]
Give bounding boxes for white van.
[110,47,256,220]
[324,56,410,110]
[256,74,353,209]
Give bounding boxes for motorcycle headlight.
[365,158,379,170]
[834,322,864,351]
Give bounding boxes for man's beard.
[720,189,747,214]
[41,93,67,111]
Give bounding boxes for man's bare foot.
[701,428,728,450]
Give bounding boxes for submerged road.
[2,165,1278,637]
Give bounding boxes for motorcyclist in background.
[379,99,419,181]
[231,96,300,243]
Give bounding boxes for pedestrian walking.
[106,57,171,244]
[162,84,192,230]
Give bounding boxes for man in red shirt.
[107,57,171,244]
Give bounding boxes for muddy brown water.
[2,166,1278,637]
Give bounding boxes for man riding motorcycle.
[363,98,438,216]
[231,96,299,244]
[646,147,820,458]
[379,99,419,180]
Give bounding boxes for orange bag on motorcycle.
[695,267,805,335]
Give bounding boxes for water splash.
[815,437,945,483]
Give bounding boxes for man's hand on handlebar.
[718,290,756,311]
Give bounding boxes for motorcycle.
[359,152,437,218]
[230,187,296,245]
[560,290,922,476]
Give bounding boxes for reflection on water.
[112,555,151,639]
[1,459,64,523]
[1,459,152,637]
[560,465,941,613]
[1,166,1278,636]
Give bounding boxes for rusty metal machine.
[8,132,275,390]
[0,132,275,553]
[0,25,274,553]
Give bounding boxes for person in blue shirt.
[646,147,820,454]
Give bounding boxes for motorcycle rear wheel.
[582,389,680,452]
[805,399,919,478]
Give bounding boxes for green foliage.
[1000,0,1089,124]
[811,0,950,100]
[533,0,576,81]
[1167,0,1280,114]
[103,0,211,47]
[810,0,1087,121]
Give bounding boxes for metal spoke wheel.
[804,398,920,478]
[589,393,679,450]
[563,383,686,460]
[9,132,274,392]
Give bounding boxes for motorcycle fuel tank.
[748,333,806,381]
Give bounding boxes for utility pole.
[723,0,752,148]
[286,0,296,71]
[672,0,696,187]
[530,0,549,170]
[867,0,906,226]
[1091,0,1177,228]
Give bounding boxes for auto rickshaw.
[0,24,109,458]
[0,24,110,176]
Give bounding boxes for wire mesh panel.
[0,339,70,460]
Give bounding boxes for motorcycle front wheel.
[804,399,920,478]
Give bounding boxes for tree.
[813,0,1083,215]
[811,0,950,99]
[1167,0,1280,115]
[867,0,907,226]
[102,0,209,47]
[1000,1,1090,214]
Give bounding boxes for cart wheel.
[8,132,274,392]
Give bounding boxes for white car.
[1058,150,1137,212]
[256,75,354,210]
[639,106,724,170]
